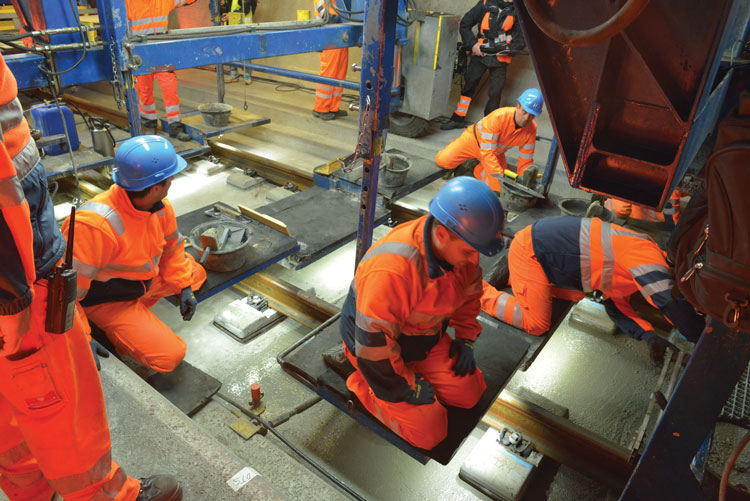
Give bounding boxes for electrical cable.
[214,393,366,501]
[37,0,90,77]
[720,430,750,501]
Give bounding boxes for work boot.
[168,122,191,142]
[312,110,335,121]
[331,109,348,117]
[440,118,465,130]
[142,119,158,135]
[488,249,510,290]
[137,475,183,501]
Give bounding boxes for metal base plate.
[147,361,221,416]
[43,147,112,180]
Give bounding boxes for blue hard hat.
[112,135,187,191]
[518,88,544,116]
[429,177,505,256]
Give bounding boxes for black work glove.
[405,373,436,405]
[179,286,197,321]
[90,340,110,371]
[449,338,477,376]
[642,331,679,367]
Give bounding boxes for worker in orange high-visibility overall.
[605,189,689,227]
[481,215,705,365]
[63,136,206,374]
[312,0,349,120]
[125,0,196,141]
[441,0,525,130]
[0,54,181,501]
[437,88,541,192]
[340,177,506,450]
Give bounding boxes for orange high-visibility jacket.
[340,215,484,402]
[125,0,196,36]
[314,0,340,20]
[62,185,193,305]
[473,107,536,192]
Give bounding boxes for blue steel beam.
[354,0,398,266]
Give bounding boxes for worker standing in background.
[312,0,349,121]
[62,136,206,374]
[340,177,506,450]
[219,0,258,83]
[441,0,525,130]
[436,88,542,192]
[481,215,705,365]
[0,54,180,501]
[125,0,195,141]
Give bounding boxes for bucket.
[189,221,251,273]
[558,198,590,217]
[198,103,233,127]
[381,153,411,188]
[500,182,537,212]
[30,103,80,155]
[90,118,115,157]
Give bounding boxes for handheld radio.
[45,206,77,333]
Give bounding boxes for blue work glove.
[405,373,436,405]
[179,287,197,321]
[449,338,477,376]
[642,331,679,367]
[90,340,110,371]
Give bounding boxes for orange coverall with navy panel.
[436,106,536,192]
[0,53,140,500]
[340,215,487,450]
[481,216,704,341]
[62,185,206,373]
[313,0,348,114]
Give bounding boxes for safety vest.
[340,215,483,402]
[0,53,39,181]
[226,0,253,24]
[62,185,191,302]
[126,0,195,36]
[314,0,340,21]
[479,0,514,64]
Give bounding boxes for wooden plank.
[237,203,292,236]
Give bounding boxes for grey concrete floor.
[10,67,722,501]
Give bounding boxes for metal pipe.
[524,0,650,47]
[215,392,365,501]
[484,390,633,490]
[269,396,323,427]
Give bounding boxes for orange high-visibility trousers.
[0,280,140,501]
[344,333,487,450]
[480,226,585,336]
[313,48,348,113]
[435,127,507,192]
[136,71,181,124]
[84,255,206,373]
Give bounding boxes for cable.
[215,393,366,501]
[38,0,89,77]
[720,430,750,501]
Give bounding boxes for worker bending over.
[0,53,180,500]
[340,177,506,450]
[312,0,349,121]
[63,136,206,373]
[481,215,705,364]
[126,0,195,141]
[436,88,542,192]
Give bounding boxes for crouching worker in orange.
[63,136,206,373]
[0,51,180,500]
[340,177,506,450]
[436,88,542,192]
[604,189,689,228]
[481,215,705,365]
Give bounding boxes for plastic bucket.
[198,103,233,127]
[558,198,589,217]
[381,153,411,188]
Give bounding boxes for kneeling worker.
[436,88,542,192]
[63,136,207,373]
[481,215,705,364]
[340,177,506,450]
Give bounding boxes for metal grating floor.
[721,362,750,423]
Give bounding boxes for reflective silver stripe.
[130,16,168,28]
[640,279,674,298]
[130,27,167,35]
[163,236,184,253]
[13,140,40,181]
[73,259,99,279]
[579,218,592,291]
[361,241,422,271]
[495,293,524,329]
[316,91,332,99]
[332,90,343,96]
[0,441,31,465]
[611,229,650,241]
[495,292,510,318]
[477,121,499,141]
[101,260,153,274]
[481,143,497,150]
[165,105,180,115]
[518,152,533,160]
[164,230,179,241]
[599,223,614,291]
[629,264,671,279]
[522,143,535,150]
[497,143,511,150]
[317,84,334,91]
[512,303,523,329]
[49,450,122,497]
[663,207,676,215]
[355,310,400,336]
[78,202,125,235]
[166,115,181,124]
[0,175,24,208]
[152,254,161,268]
[459,97,471,105]
[174,0,180,7]
[140,103,156,112]
[140,110,158,119]
[0,98,24,135]
[355,341,399,361]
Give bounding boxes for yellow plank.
[237,204,292,237]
